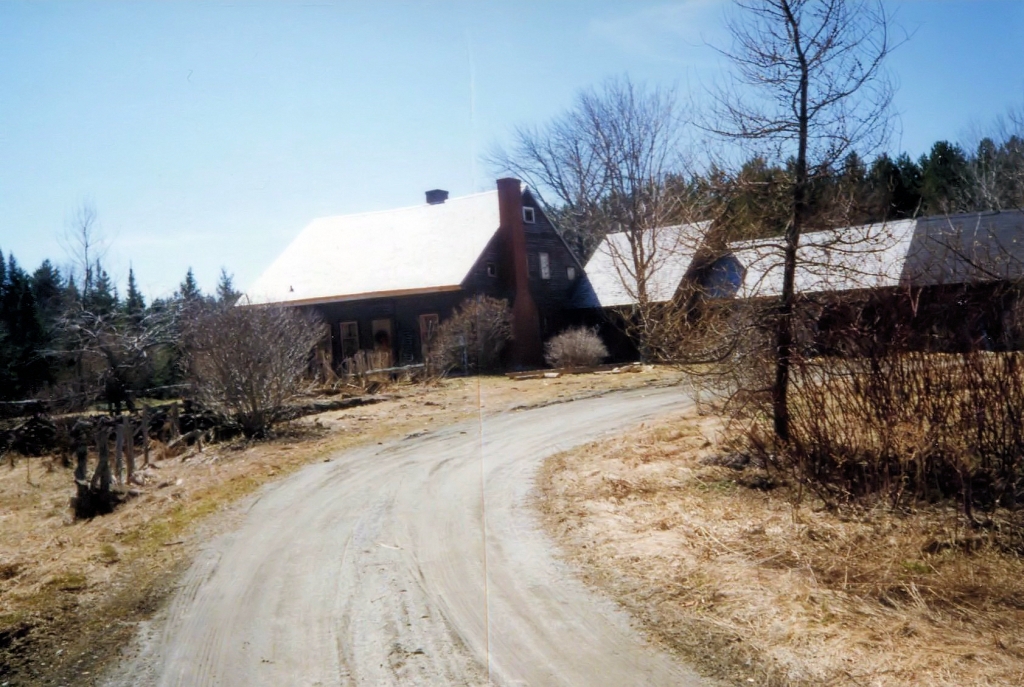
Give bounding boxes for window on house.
[522,206,536,224]
[539,252,551,280]
[486,261,497,277]
[566,265,576,281]
[528,252,538,278]
[339,321,359,360]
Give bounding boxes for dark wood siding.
[461,231,514,302]
[521,193,584,337]
[309,291,470,367]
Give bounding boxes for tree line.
[687,135,1024,247]
[523,130,1024,266]
[0,243,240,406]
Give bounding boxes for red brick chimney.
[497,178,543,367]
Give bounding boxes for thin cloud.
[587,1,728,65]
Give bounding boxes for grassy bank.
[536,410,1024,686]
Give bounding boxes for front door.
[371,318,394,368]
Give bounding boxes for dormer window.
[522,206,536,224]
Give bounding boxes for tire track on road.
[105,386,709,686]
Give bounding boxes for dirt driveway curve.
[105,385,708,686]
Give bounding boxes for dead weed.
[535,410,1024,687]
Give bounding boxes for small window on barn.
[486,261,497,277]
[567,265,576,281]
[522,206,536,224]
[539,252,551,280]
[340,321,359,360]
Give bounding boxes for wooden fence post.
[142,406,150,467]
[114,423,125,487]
[170,402,180,443]
[73,438,88,483]
[124,415,135,484]
[92,428,111,494]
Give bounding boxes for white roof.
[246,191,500,305]
[733,219,917,298]
[573,222,710,308]
[732,211,1024,299]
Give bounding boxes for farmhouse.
[247,178,583,369]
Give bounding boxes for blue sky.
[1,0,1022,300]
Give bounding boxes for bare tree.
[706,0,896,441]
[491,77,707,358]
[60,200,107,299]
[184,302,323,438]
[965,102,1024,212]
[53,302,179,412]
[490,77,688,251]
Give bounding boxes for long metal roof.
[732,219,917,298]
[574,211,1024,308]
[734,212,1024,298]
[245,191,501,306]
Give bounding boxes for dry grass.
[0,367,680,686]
[536,412,1024,687]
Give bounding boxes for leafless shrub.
[184,303,323,438]
[544,327,609,368]
[429,296,511,374]
[735,289,1024,528]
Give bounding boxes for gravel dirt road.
[104,385,708,687]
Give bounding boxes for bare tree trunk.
[708,0,894,442]
[73,440,88,483]
[771,0,811,444]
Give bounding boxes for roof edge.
[249,284,464,307]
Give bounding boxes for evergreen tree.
[125,265,146,317]
[0,252,50,398]
[215,267,240,305]
[719,157,791,241]
[177,267,202,303]
[31,260,63,319]
[1000,135,1024,208]
[64,270,80,306]
[866,153,922,220]
[920,140,970,214]
[86,259,118,314]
